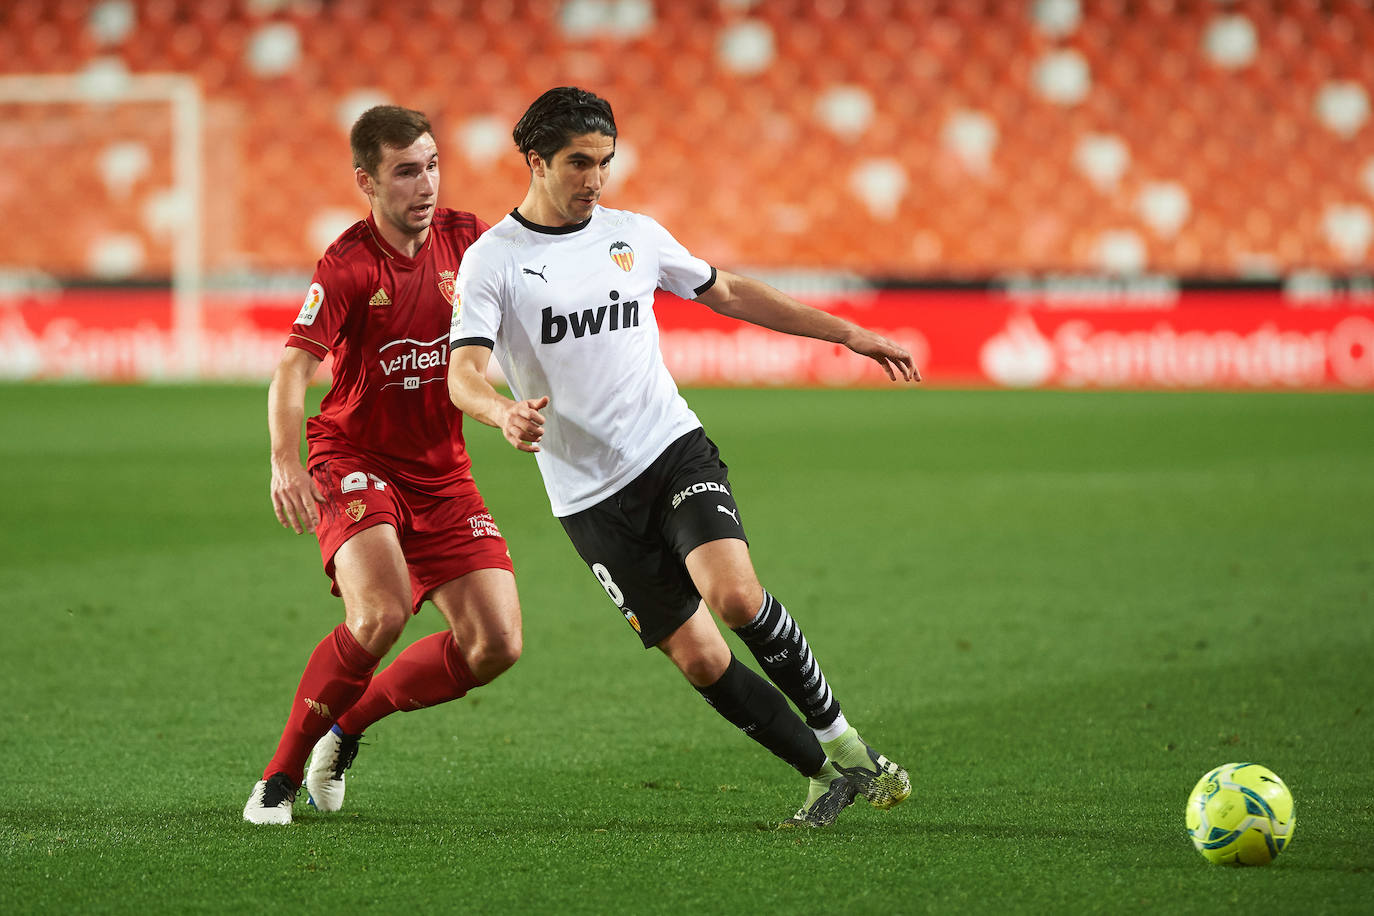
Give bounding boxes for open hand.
[845,329,920,382]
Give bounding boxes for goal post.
[0,72,204,376]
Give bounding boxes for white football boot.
[243,772,298,825]
[304,726,362,812]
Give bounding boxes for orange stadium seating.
[1,0,1371,279]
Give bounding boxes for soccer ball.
[1186,762,1296,865]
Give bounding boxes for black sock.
[695,655,825,777]
[733,590,842,731]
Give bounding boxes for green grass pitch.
[1,384,1371,914]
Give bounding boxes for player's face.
[533,132,614,225]
[361,133,439,239]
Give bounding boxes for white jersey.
[451,205,717,516]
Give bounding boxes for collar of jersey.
[365,211,431,266]
[510,208,591,235]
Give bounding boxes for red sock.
[336,631,480,735]
[262,623,380,783]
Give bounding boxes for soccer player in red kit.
[243,106,522,825]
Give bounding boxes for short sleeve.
[286,256,353,358]
[645,216,716,300]
[451,240,503,349]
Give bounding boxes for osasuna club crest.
[609,241,634,272]
[437,269,457,305]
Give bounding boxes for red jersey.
[286,208,488,496]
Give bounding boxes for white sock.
[814,713,851,746]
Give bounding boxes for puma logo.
[717,505,739,524]
[523,265,548,282]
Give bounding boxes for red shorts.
[310,458,514,614]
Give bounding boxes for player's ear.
[527,149,545,178]
[355,167,374,197]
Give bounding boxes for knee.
[664,632,731,687]
[345,600,410,657]
[467,628,522,683]
[705,581,765,629]
[678,651,729,687]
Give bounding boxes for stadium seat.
[3,0,1373,277]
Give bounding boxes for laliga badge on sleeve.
[296,282,325,326]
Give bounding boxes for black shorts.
[559,428,748,648]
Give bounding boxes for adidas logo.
[369,288,392,307]
[304,697,332,719]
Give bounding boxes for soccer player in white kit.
[448,87,917,827]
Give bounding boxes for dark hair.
[350,105,433,176]
[512,87,616,164]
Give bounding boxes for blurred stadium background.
[1,0,1372,387]
[4,7,1374,908]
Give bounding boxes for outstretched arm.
[267,346,327,533]
[447,345,549,453]
[694,269,920,382]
